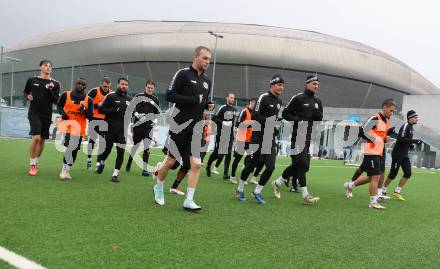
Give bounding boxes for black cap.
[407,110,418,120]
[306,75,319,84]
[270,74,284,85]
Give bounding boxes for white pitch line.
[0,246,46,269]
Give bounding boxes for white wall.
[402,95,440,134]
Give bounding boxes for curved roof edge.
[3,20,439,95]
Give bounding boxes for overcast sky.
[1,0,439,87]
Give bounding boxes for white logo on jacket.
[45,82,55,89]
[315,103,319,109]
[203,82,209,89]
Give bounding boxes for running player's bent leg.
[369,175,381,205]
[143,148,150,171]
[87,123,98,158]
[295,153,314,199]
[223,150,232,176]
[369,175,380,197]
[126,143,140,171]
[352,158,370,186]
[35,137,45,157]
[254,162,264,177]
[351,167,364,181]
[384,156,401,189]
[141,128,153,171]
[288,153,309,187]
[282,162,296,180]
[244,155,250,166]
[87,138,95,159]
[257,151,276,187]
[88,121,106,161]
[377,155,386,190]
[127,128,148,172]
[28,115,50,163]
[387,157,400,180]
[275,156,296,186]
[29,135,43,159]
[33,136,46,159]
[115,146,125,170]
[231,152,243,177]
[394,157,412,193]
[60,135,82,179]
[171,166,189,189]
[182,156,203,209]
[36,118,49,158]
[401,157,412,179]
[63,134,82,166]
[157,156,177,181]
[98,136,114,163]
[201,150,207,163]
[353,176,370,186]
[240,153,259,182]
[237,152,261,194]
[215,154,224,168]
[207,137,220,169]
[363,155,383,206]
[188,156,201,188]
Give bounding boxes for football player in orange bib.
[57,78,93,180]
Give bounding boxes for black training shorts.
[388,155,412,179]
[162,126,197,170]
[360,155,381,176]
[28,113,52,139]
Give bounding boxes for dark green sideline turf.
[0,138,439,268]
[0,260,15,269]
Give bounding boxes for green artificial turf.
[0,138,439,268]
[0,260,14,269]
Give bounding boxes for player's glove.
[80,104,87,112]
[134,112,147,123]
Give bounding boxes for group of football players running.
[23,46,421,212]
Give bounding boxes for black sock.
[171,179,181,189]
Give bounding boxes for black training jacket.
[166,65,212,125]
[251,90,282,143]
[23,76,61,118]
[98,88,132,130]
[282,89,323,148]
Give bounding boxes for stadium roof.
[4,20,439,95]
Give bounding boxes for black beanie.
[407,110,418,120]
[306,75,319,84]
[270,74,284,85]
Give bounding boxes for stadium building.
[1,20,439,109]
